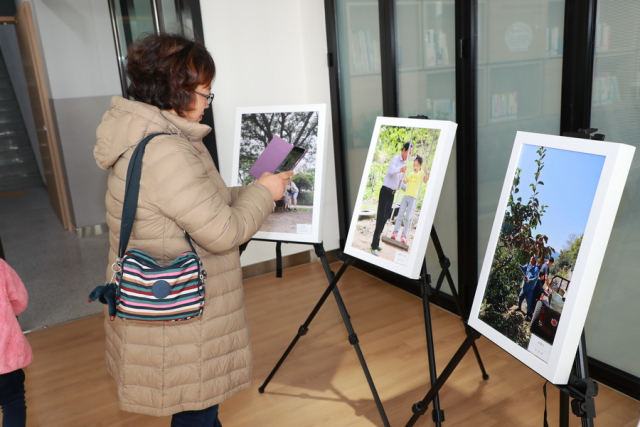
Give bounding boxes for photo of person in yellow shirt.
[391,155,428,244]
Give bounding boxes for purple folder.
[248,136,294,179]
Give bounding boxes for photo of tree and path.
[478,144,605,353]
[349,125,439,263]
[238,110,320,236]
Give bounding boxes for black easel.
[407,236,597,427]
[408,227,489,427]
[406,328,483,427]
[552,128,602,427]
[407,126,599,426]
[245,239,391,427]
[555,332,598,427]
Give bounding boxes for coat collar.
[95,96,211,170]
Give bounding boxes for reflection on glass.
[394,0,458,291]
[110,0,197,97]
[113,0,155,54]
[585,0,640,378]
[396,1,456,121]
[477,0,565,264]
[160,0,195,36]
[337,0,383,216]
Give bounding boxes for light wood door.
[14,1,74,231]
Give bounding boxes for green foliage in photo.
[293,173,314,191]
[479,146,556,348]
[362,125,439,211]
[297,191,314,206]
[550,234,583,279]
[239,111,319,185]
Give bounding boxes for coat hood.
[94,96,211,170]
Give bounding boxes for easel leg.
[470,343,490,380]
[276,241,282,278]
[575,334,596,427]
[559,393,570,426]
[258,258,350,392]
[405,227,489,426]
[430,227,489,381]
[330,284,391,427]
[557,332,597,427]
[419,262,445,426]
[259,245,390,427]
[406,329,482,427]
[317,245,390,426]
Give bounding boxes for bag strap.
[184,230,197,254]
[118,133,175,258]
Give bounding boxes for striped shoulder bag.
[91,133,206,322]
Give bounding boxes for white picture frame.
[468,131,635,384]
[343,117,457,280]
[231,104,328,244]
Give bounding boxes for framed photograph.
[231,104,327,244]
[468,131,635,384]
[343,117,457,280]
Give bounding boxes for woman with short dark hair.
[94,33,291,427]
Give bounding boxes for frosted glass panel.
[585,1,640,378]
[337,0,383,216]
[477,1,565,265]
[160,0,195,37]
[397,1,455,120]
[113,0,154,50]
[396,0,457,292]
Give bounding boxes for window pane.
[584,0,640,378]
[477,1,565,265]
[397,1,455,121]
[396,0,457,291]
[160,0,195,37]
[337,0,383,216]
[114,0,155,50]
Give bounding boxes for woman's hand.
[256,171,294,201]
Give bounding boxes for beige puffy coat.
[94,96,273,416]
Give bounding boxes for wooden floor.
[7,261,640,426]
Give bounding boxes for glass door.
[108,0,199,97]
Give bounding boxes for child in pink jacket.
[0,258,32,427]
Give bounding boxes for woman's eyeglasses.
[194,90,214,105]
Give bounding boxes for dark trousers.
[518,282,535,316]
[0,369,26,427]
[171,404,221,427]
[371,186,395,249]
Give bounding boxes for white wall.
[201,0,340,266]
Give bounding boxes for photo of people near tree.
[478,144,605,360]
[349,124,439,263]
[234,105,326,241]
